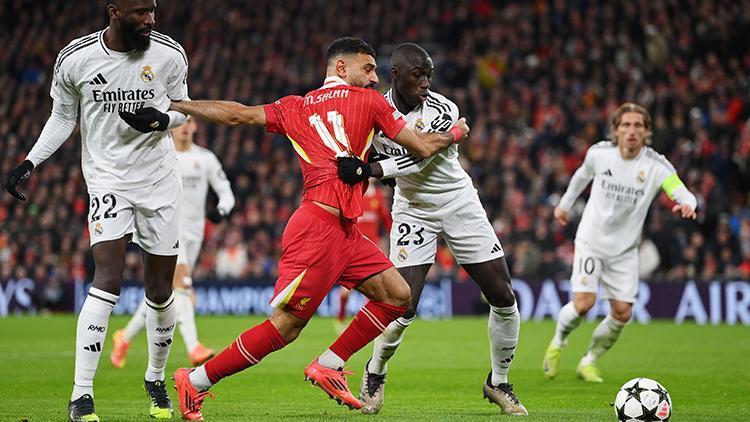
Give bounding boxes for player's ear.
[335,58,348,78]
[391,67,399,79]
[107,3,119,20]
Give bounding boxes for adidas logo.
[83,342,102,352]
[154,338,173,348]
[89,73,108,85]
[602,169,612,176]
[490,244,502,254]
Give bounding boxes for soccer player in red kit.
[162,37,469,419]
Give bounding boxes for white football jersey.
[177,145,234,242]
[373,89,472,205]
[558,141,695,257]
[48,29,189,190]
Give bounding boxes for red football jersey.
[264,77,406,220]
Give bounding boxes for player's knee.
[612,308,632,323]
[388,279,412,309]
[574,303,594,316]
[486,284,516,308]
[573,295,596,315]
[269,310,308,344]
[403,308,417,319]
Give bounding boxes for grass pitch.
[1,315,747,421]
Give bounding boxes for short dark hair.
[326,37,376,63]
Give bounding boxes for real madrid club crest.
[636,170,646,184]
[414,118,425,132]
[94,223,104,236]
[140,65,154,83]
[398,247,408,262]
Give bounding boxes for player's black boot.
[144,379,174,419]
[482,372,528,416]
[68,394,100,422]
[359,358,387,414]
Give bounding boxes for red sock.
[205,319,286,384]
[337,291,349,322]
[329,301,406,361]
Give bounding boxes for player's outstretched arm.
[5,100,79,201]
[170,100,266,127]
[662,173,698,220]
[391,118,469,158]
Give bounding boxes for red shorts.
[269,201,393,319]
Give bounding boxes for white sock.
[71,287,118,401]
[122,300,147,343]
[144,293,176,382]
[174,288,199,352]
[189,365,212,392]
[368,315,413,375]
[552,301,583,348]
[580,314,627,366]
[318,349,346,370]
[489,304,520,386]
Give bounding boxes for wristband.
[449,126,464,143]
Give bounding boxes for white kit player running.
[337,43,526,416]
[543,103,697,383]
[111,116,235,369]
[4,2,190,421]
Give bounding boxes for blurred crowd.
[1,0,749,293]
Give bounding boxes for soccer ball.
[614,377,672,421]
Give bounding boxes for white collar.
[322,76,348,88]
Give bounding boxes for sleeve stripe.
[57,33,98,59]
[55,39,98,72]
[397,159,423,170]
[151,31,184,51]
[395,154,417,164]
[426,94,450,113]
[150,38,188,66]
[660,173,684,197]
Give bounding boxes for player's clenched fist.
[5,159,34,201]
[119,107,170,132]
[338,156,372,186]
[449,117,470,143]
[553,206,569,225]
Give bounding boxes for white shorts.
[389,187,504,267]
[570,243,639,303]
[87,171,182,256]
[176,238,202,269]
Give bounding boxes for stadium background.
[1,0,749,321]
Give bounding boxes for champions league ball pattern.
[614,377,672,421]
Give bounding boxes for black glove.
[379,177,396,188]
[206,208,226,223]
[367,152,396,187]
[119,107,170,132]
[5,160,34,201]
[338,156,371,186]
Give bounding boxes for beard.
[120,18,150,52]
